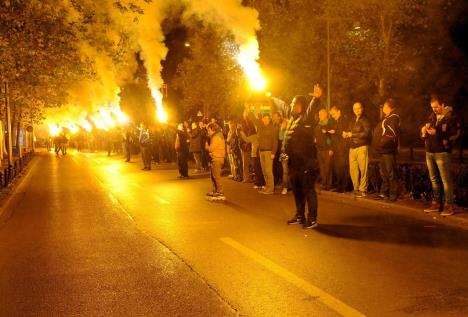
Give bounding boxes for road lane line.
[220,237,367,317]
[155,195,170,205]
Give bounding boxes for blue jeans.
[426,152,453,204]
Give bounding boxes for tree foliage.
[171,24,245,120]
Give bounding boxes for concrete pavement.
[1,150,468,316]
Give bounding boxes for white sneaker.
[281,188,288,195]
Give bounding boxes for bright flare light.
[90,115,108,131]
[112,109,129,125]
[237,38,267,92]
[99,109,116,128]
[150,87,168,123]
[79,119,93,132]
[48,124,62,137]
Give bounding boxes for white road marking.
[220,237,367,317]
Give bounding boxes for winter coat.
[423,108,461,153]
[372,112,400,155]
[349,115,371,148]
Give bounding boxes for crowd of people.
[49,87,462,226]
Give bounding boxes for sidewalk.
[317,189,468,229]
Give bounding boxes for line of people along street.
[55,87,462,226]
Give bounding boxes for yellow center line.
[220,237,367,317]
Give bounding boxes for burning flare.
[151,87,168,123]
[237,38,267,91]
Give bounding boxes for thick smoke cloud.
[47,0,263,125]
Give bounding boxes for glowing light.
[112,109,129,125]
[90,115,108,131]
[150,87,168,123]
[48,124,62,137]
[237,38,267,91]
[266,91,272,97]
[66,123,79,135]
[99,109,116,128]
[79,119,93,132]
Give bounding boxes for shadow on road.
[316,214,468,250]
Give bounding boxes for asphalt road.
[1,150,468,317]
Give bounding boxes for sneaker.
[259,190,274,195]
[206,192,216,197]
[374,194,388,200]
[355,191,367,198]
[424,201,440,213]
[281,188,288,195]
[303,220,318,229]
[441,203,455,216]
[287,216,305,225]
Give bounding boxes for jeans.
[211,158,224,193]
[380,154,398,199]
[318,150,333,188]
[349,145,369,192]
[426,152,453,204]
[290,169,318,221]
[259,150,274,193]
[281,158,290,189]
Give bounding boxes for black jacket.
[329,115,349,153]
[284,99,319,172]
[314,121,333,151]
[423,108,460,153]
[372,112,400,154]
[349,115,371,148]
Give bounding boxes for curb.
[0,156,38,225]
[317,189,468,230]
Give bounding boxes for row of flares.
[48,107,133,137]
[48,36,267,138]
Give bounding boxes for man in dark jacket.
[189,122,202,172]
[372,99,400,201]
[285,85,321,229]
[315,108,333,190]
[248,109,279,194]
[329,106,349,192]
[343,102,371,197]
[421,95,461,216]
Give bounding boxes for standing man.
[248,109,278,195]
[123,126,133,162]
[189,122,202,172]
[206,122,226,198]
[240,111,256,183]
[315,108,334,190]
[372,99,401,201]
[343,102,371,197]
[175,123,189,178]
[139,123,152,171]
[329,106,349,193]
[286,84,321,229]
[421,95,460,216]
